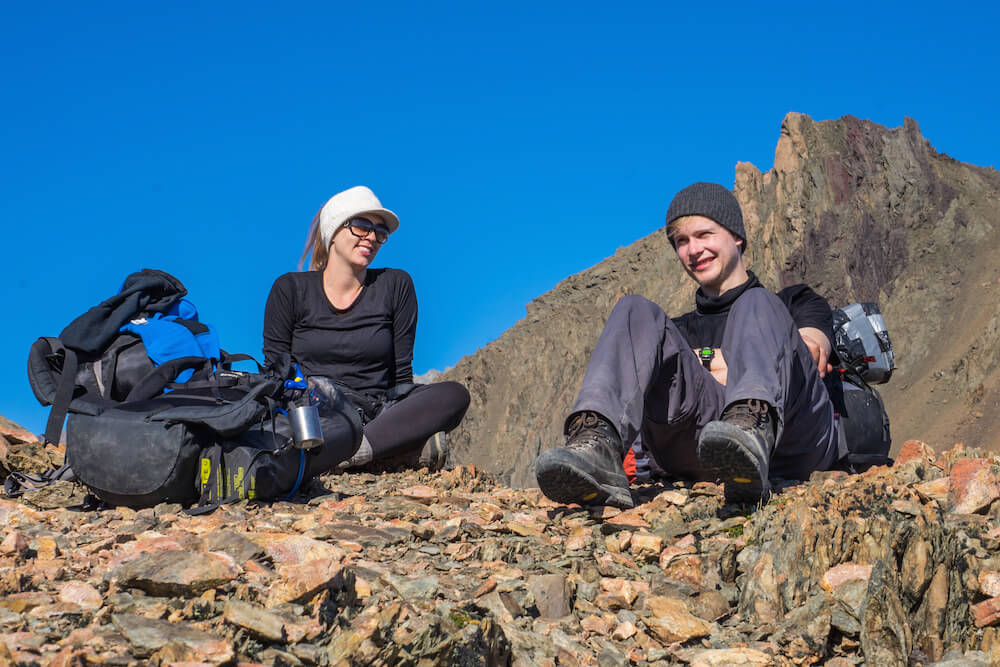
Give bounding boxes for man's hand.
[695,348,728,386]
[799,327,833,378]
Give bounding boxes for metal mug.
[289,404,324,449]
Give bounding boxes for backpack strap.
[44,347,79,446]
[2,463,76,498]
[219,351,262,372]
[124,356,214,402]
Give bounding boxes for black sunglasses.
[341,218,390,244]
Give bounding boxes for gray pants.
[571,291,838,481]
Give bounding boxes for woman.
[263,186,470,471]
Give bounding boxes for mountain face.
[443,113,1000,488]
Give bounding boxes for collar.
[694,271,761,314]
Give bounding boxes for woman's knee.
[435,381,471,419]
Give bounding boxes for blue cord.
[279,450,306,502]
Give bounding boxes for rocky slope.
[4,417,1000,665]
[442,112,1000,489]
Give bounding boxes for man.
[535,182,839,508]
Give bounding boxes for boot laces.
[722,399,772,431]
[565,411,610,452]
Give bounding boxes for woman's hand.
[799,327,833,378]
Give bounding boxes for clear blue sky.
[3,2,998,434]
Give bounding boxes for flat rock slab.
[58,581,102,610]
[252,533,346,566]
[19,481,88,510]
[949,458,1000,514]
[111,613,234,663]
[644,595,712,643]
[223,600,286,642]
[313,522,411,548]
[110,549,239,596]
[682,647,773,666]
[202,529,264,563]
[527,573,571,619]
[266,559,344,608]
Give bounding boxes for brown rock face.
[443,112,1000,487]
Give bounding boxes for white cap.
[319,186,399,248]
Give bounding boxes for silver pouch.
[832,302,895,384]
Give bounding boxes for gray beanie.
[665,182,747,252]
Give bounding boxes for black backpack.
[829,302,894,472]
[21,269,363,509]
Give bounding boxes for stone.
[472,577,497,599]
[527,574,571,619]
[399,485,437,504]
[580,614,612,635]
[57,582,102,611]
[0,416,36,444]
[314,522,410,548]
[611,620,636,641]
[689,590,730,622]
[0,531,28,556]
[605,510,649,529]
[265,559,344,608]
[111,613,234,663]
[949,458,1000,514]
[895,440,936,466]
[252,533,346,566]
[598,578,646,607]
[979,571,1000,598]
[820,563,873,592]
[34,536,60,560]
[629,532,662,562]
[644,595,712,643]
[223,600,286,642]
[508,519,545,537]
[860,561,912,665]
[19,481,87,510]
[901,537,932,603]
[971,597,1000,627]
[914,477,950,505]
[202,530,263,563]
[773,595,831,653]
[110,549,239,596]
[739,551,782,624]
[685,648,772,666]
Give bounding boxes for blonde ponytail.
[297,208,327,271]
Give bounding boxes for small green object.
[698,347,714,369]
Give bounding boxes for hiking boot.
[535,411,634,509]
[346,433,450,473]
[418,432,449,472]
[697,399,776,504]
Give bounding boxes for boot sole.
[535,449,634,509]
[697,422,771,505]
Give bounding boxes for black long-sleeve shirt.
[671,272,835,351]
[262,268,416,393]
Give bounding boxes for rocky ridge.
[442,112,1000,489]
[5,417,1000,665]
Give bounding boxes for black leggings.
[365,381,470,459]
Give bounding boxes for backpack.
[832,302,895,384]
[22,269,363,509]
[27,269,216,446]
[829,302,895,472]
